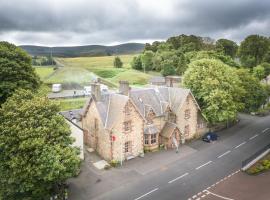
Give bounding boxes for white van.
[52,84,62,93]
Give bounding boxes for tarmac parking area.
[191,170,270,200]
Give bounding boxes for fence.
[242,143,270,170]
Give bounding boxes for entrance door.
[171,130,180,149]
[124,141,133,159]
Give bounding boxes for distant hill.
[20,43,145,57]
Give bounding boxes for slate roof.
[82,91,129,130]
[60,109,83,121]
[129,87,191,118]
[144,124,159,135]
[160,122,178,139]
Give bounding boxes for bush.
[110,160,120,167]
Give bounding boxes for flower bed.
[247,153,270,175]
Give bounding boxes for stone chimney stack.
[91,83,101,101]
[119,80,130,96]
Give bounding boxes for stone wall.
[82,101,111,161]
[111,100,144,161]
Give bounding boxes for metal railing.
[242,143,270,168]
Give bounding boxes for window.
[197,122,204,129]
[124,121,131,131]
[94,118,98,130]
[124,141,132,153]
[185,109,191,119]
[151,134,157,144]
[144,135,149,145]
[184,125,190,136]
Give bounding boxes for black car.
[202,132,218,142]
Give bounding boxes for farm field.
[34,54,159,110]
[35,66,55,80]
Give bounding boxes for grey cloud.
[0,0,269,46]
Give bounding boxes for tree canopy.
[216,38,238,58]
[0,90,81,200]
[113,56,123,68]
[0,42,41,105]
[238,35,270,67]
[183,59,244,124]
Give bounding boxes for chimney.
[119,80,130,96]
[91,83,101,101]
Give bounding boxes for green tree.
[0,42,41,105]
[253,65,265,80]
[260,62,270,77]
[238,35,270,67]
[236,69,267,112]
[176,53,188,75]
[216,39,238,58]
[141,50,154,71]
[183,59,243,124]
[113,56,123,68]
[131,55,143,70]
[161,60,176,76]
[0,90,81,200]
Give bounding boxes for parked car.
[202,132,218,143]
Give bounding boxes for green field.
[35,66,55,80]
[55,55,155,86]
[34,55,158,111]
[53,98,88,111]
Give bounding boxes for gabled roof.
[82,91,129,130]
[129,87,194,118]
[160,122,179,139]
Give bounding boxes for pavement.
[68,114,270,200]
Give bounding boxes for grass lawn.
[34,66,55,80]
[53,97,88,111]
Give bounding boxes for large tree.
[238,35,270,67]
[0,42,41,105]
[216,38,238,58]
[141,50,154,71]
[183,59,243,124]
[236,69,267,112]
[0,90,81,200]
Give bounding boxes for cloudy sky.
[0,0,269,46]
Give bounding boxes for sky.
[0,0,270,46]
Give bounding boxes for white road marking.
[168,173,189,184]
[196,161,212,170]
[234,141,246,149]
[262,128,270,133]
[206,190,234,200]
[134,188,159,200]
[217,151,231,158]
[192,195,197,198]
[249,134,259,140]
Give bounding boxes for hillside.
[20,43,145,57]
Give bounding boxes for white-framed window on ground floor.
[144,135,149,145]
[151,134,157,144]
[124,141,132,153]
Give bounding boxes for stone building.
[81,81,208,162]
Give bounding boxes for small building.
[165,76,182,87]
[60,109,84,160]
[149,76,166,86]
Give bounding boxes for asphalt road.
[94,114,270,200]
